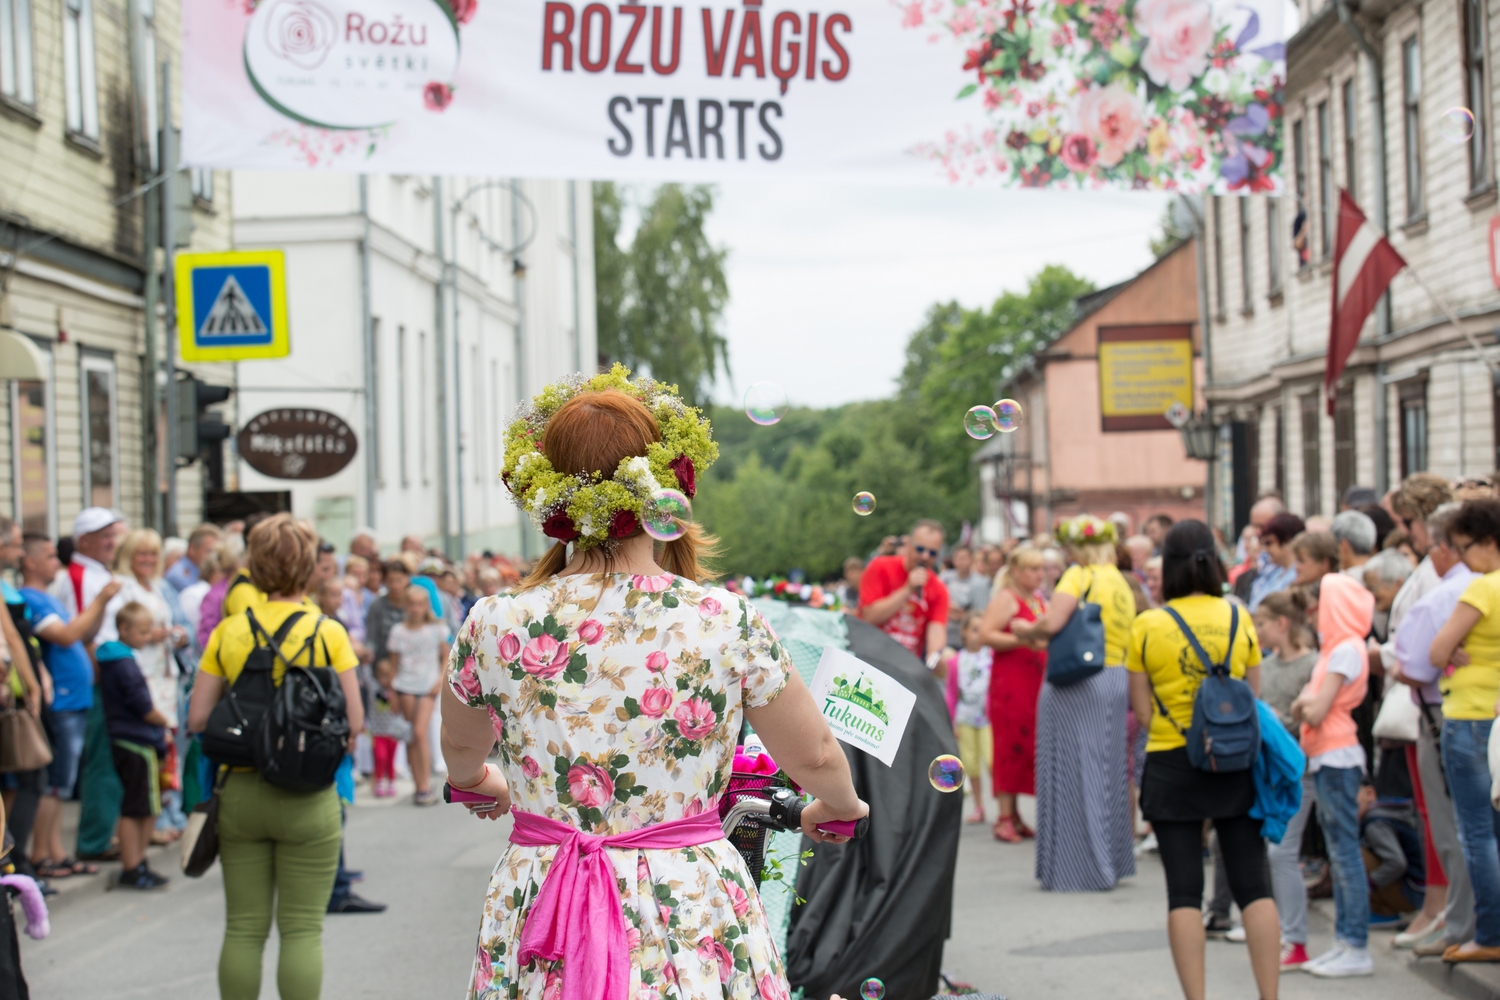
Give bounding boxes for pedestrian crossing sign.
[175,250,289,362]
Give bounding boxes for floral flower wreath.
[1055,514,1119,547]
[501,365,718,549]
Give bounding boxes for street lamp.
[1179,413,1218,461]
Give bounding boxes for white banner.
[184,0,1284,191]
[808,646,915,766]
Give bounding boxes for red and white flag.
[1327,189,1406,414]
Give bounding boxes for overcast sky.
[701,182,1173,410]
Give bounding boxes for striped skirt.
[1033,666,1136,892]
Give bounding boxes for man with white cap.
[55,507,129,861]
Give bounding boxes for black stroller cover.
[785,617,963,1000]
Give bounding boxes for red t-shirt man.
[859,526,951,660]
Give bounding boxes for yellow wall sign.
[1097,324,1194,432]
[175,250,289,362]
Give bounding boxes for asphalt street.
[23,784,1459,1000]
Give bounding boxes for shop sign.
[238,408,357,480]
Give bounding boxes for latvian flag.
[1326,190,1407,415]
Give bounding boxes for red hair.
[522,390,717,586]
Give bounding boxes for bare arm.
[1429,603,1483,678]
[35,580,122,647]
[1014,592,1077,641]
[338,668,364,735]
[746,669,868,843]
[924,620,946,661]
[1128,670,1154,736]
[1291,671,1345,727]
[440,682,511,820]
[187,672,224,733]
[0,612,40,715]
[859,584,912,627]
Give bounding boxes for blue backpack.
[1154,604,1260,773]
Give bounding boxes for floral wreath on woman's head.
[501,364,718,550]
[1055,514,1119,547]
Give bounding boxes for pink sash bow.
[510,808,726,1000]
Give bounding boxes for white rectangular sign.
[808,646,915,767]
[183,0,1284,192]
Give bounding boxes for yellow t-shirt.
[201,601,358,686]
[222,569,319,618]
[1054,563,1137,666]
[1127,595,1261,753]
[1443,570,1500,720]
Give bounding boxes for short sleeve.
[315,619,359,672]
[734,599,790,709]
[1125,614,1151,673]
[1238,613,1262,671]
[927,577,950,626]
[1327,643,1365,680]
[447,607,492,708]
[1459,575,1497,617]
[1054,565,1085,599]
[858,560,892,610]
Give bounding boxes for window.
[1334,386,1355,503]
[1212,196,1226,319]
[62,0,98,139]
[1246,413,1261,498]
[1273,404,1285,497]
[80,355,116,509]
[1293,120,1309,269]
[1317,100,1333,257]
[0,0,35,106]
[1342,79,1357,200]
[398,325,409,486]
[1267,199,1283,297]
[1463,0,1490,189]
[10,379,49,536]
[191,168,214,203]
[1239,197,1253,313]
[1403,36,1423,219]
[1300,391,1321,517]
[1399,376,1428,477]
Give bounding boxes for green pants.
[76,701,123,856]
[217,772,341,1000]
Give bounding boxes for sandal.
[32,859,73,879]
[993,816,1023,843]
[58,856,99,876]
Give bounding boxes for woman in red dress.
[979,546,1048,843]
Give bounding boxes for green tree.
[592,182,730,406]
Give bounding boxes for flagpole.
[1402,262,1499,377]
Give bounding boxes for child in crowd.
[97,602,171,890]
[366,690,411,798]
[1359,784,1425,921]
[1290,573,1374,977]
[945,612,993,825]
[380,585,450,806]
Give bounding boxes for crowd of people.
[843,472,1500,997]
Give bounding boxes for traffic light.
[178,376,232,492]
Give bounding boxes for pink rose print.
[631,573,672,593]
[521,755,541,780]
[696,937,734,983]
[498,631,522,662]
[456,656,483,701]
[657,903,674,928]
[698,596,722,619]
[645,650,670,674]
[724,878,751,918]
[683,797,707,817]
[521,633,569,679]
[577,618,604,644]
[542,967,564,1000]
[474,947,494,992]
[486,705,504,742]
[423,81,454,111]
[445,0,477,24]
[661,962,679,985]
[1134,0,1213,91]
[1076,82,1145,167]
[1059,133,1098,172]
[626,926,642,953]
[636,990,662,1000]
[639,687,674,718]
[567,761,615,808]
[760,973,790,1000]
[673,696,717,740]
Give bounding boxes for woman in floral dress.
[441,374,867,1000]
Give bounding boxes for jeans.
[1442,719,1500,948]
[1314,765,1369,948]
[217,772,341,1000]
[1418,708,1475,944]
[1267,774,1315,944]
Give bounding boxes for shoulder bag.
[181,765,227,877]
[0,699,51,773]
[1371,678,1421,742]
[1046,572,1107,687]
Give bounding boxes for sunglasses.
[913,545,942,559]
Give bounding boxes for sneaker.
[413,790,440,807]
[1303,942,1347,974]
[1203,914,1234,938]
[1134,832,1159,857]
[327,892,388,914]
[1308,944,1373,977]
[1280,942,1310,971]
[1226,925,1246,943]
[118,864,169,890]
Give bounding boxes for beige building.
[0,0,230,538]
[1202,0,1500,530]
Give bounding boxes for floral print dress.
[448,572,793,1000]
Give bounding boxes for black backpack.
[202,610,307,768]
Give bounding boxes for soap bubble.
[642,489,692,542]
[860,979,885,1000]
[1440,107,1476,144]
[744,382,788,426]
[928,754,965,792]
[964,405,998,440]
[993,398,1024,433]
[852,492,876,516]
